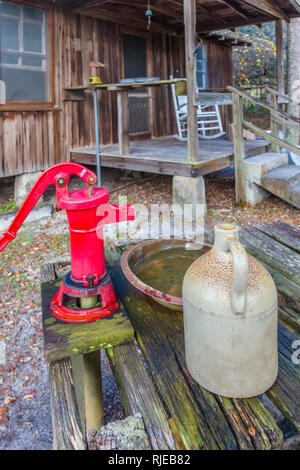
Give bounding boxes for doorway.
[122,33,150,137]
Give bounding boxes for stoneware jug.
[182,223,278,398]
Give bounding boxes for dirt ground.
[0,166,299,450]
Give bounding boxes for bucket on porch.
[182,223,278,398]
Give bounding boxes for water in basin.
[133,246,207,298]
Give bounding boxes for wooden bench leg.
[71,351,103,436]
[48,358,86,450]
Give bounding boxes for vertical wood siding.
[0,7,233,177]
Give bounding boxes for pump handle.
[0,163,97,252]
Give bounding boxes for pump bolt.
[88,176,96,185]
[86,274,96,288]
[57,177,66,187]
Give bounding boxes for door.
[122,33,150,136]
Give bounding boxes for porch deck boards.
[70,136,269,178]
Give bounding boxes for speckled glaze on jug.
[182,223,278,398]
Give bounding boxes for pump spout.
[0,163,97,253]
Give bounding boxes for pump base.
[50,271,119,323]
[50,295,119,323]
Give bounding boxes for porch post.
[276,20,284,94]
[184,0,199,162]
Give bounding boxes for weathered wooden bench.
[41,221,300,450]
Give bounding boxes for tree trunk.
[287,18,300,144]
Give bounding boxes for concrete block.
[14,171,42,207]
[244,153,288,185]
[173,175,206,208]
[245,180,270,206]
[172,175,206,231]
[261,165,300,209]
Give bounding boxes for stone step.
[244,152,288,185]
[243,152,289,206]
[289,183,300,209]
[261,165,300,209]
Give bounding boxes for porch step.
[244,152,288,185]
[261,165,300,209]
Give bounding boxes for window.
[196,44,207,90]
[0,1,50,102]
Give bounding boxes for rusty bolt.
[88,176,96,185]
[57,177,66,187]
[86,274,96,288]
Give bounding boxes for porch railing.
[227,85,300,205]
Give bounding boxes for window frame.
[0,0,54,109]
[196,43,207,90]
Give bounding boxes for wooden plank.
[288,0,300,14]
[83,351,103,433]
[196,92,232,105]
[242,0,290,22]
[243,119,300,157]
[216,0,250,20]
[48,358,86,450]
[184,0,199,163]
[232,92,246,204]
[71,149,231,177]
[117,89,130,155]
[265,86,299,105]
[108,342,178,450]
[240,226,300,286]
[276,20,285,95]
[263,265,300,333]
[270,91,280,152]
[63,88,86,101]
[41,278,134,364]
[258,221,300,253]
[267,323,300,432]
[88,414,151,450]
[216,395,283,450]
[228,86,300,124]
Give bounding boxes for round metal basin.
[121,239,210,311]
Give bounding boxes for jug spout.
[213,223,240,252]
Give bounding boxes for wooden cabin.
[0,0,299,188]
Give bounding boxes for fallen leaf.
[0,407,8,416]
[0,416,8,424]
[248,426,256,437]
[4,396,16,405]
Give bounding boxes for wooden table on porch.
[42,221,300,450]
[64,79,186,157]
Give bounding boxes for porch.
[70,135,269,178]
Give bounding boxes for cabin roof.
[48,0,300,34]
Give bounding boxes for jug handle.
[230,239,249,315]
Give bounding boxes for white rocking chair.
[171,81,225,141]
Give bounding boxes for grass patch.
[0,198,18,214]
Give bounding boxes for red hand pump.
[0,163,134,323]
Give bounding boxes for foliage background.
[233,23,287,88]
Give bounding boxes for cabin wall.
[0,7,121,178]
[0,4,233,178]
[206,41,233,127]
